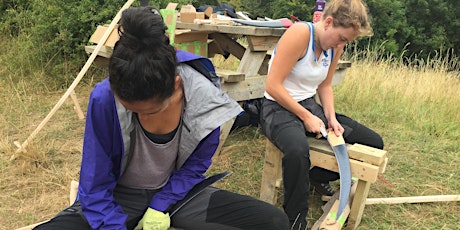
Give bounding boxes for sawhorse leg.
[259,140,283,204]
[345,180,371,230]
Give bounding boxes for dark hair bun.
[118,6,169,51]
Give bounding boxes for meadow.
[0,41,459,229]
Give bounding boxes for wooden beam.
[308,138,387,166]
[246,36,279,51]
[69,180,79,205]
[348,144,387,165]
[216,69,245,82]
[213,118,236,163]
[14,221,47,230]
[310,150,380,183]
[319,200,351,230]
[259,140,283,204]
[176,22,286,37]
[366,195,460,205]
[220,75,267,101]
[209,33,245,60]
[346,180,371,229]
[313,181,358,230]
[237,48,267,77]
[70,90,84,120]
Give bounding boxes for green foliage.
[0,0,32,36]
[271,0,310,21]
[343,0,459,63]
[0,0,128,87]
[238,0,271,19]
[403,0,459,59]
[355,0,413,56]
[1,0,459,90]
[193,0,219,6]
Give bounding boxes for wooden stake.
[366,195,460,205]
[70,90,84,120]
[11,0,135,160]
[69,180,79,205]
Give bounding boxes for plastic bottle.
[313,0,326,23]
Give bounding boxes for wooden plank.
[345,180,371,230]
[70,90,85,120]
[246,36,279,51]
[366,195,460,205]
[379,157,389,173]
[313,191,340,230]
[209,33,245,60]
[337,61,352,70]
[213,118,236,163]
[69,180,79,205]
[207,39,225,58]
[308,137,335,153]
[260,140,283,204]
[220,75,267,101]
[348,144,387,166]
[308,138,387,167]
[310,150,380,183]
[237,48,267,77]
[216,69,245,82]
[176,22,286,37]
[258,55,270,75]
[257,137,382,182]
[84,45,113,59]
[262,138,384,229]
[15,221,48,230]
[313,180,358,230]
[319,200,351,230]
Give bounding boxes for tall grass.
[1,42,459,229]
[211,47,460,229]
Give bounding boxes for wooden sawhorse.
[259,137,388,230]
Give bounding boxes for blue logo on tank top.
[321,58,329,67]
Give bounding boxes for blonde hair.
[322,0,373,37]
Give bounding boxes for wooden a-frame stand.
[11,0,136,160]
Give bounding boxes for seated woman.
[259,0,384,229]
[34,6,289,230]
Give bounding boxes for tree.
[404,0,459,59]
[360,0,413,56]
[239,0,272,19]
[271,0,310,21]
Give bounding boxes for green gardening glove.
[134,208,170,230]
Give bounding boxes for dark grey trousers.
[33,185,289,230]
[259,96,384,225]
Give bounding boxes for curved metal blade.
[169,171,231,217]
[332,144,352,219]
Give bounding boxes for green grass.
[1,38,459,229]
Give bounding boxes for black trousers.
[259,97,384,224]
[34,186,289,230]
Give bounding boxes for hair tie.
[151,8,160,15]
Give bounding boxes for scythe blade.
[320,126,352,220]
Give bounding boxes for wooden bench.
[260,137,388,230]
[216,69,245,83]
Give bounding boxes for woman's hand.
[303,114,326,135]
[327,118,344,136]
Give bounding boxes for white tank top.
[264,22,333,102]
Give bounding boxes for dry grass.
[1,51,459,229]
